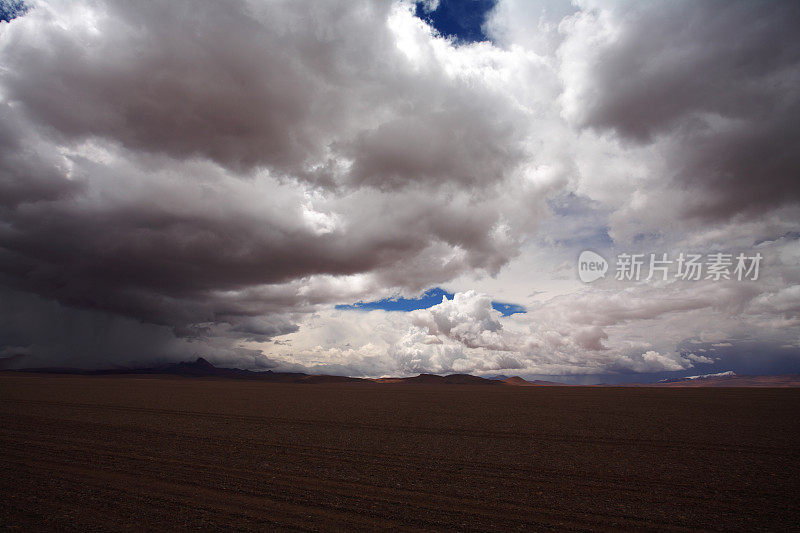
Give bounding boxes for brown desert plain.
[1,372,800,531]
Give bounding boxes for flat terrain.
[1,374,799,531]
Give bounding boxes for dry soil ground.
[1,374,799,531]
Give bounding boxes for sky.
[0,0,798,383]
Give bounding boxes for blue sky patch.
[0,1,27,23]
[414,0,497,44]
[491,301,526,317]
[336,287,454,312]
[336,287,526,316]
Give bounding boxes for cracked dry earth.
[1,374,799,531]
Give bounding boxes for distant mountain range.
[657,371,736,383]
[9,357,366,384]
[6,357,561,385]
[652,371,800,387]
[4,358,800,386]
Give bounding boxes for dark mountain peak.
[169,357,216,372]
[192,357,214,368]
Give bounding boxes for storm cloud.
[0,0,798,378]
[556,0,800,220]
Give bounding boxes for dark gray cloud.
[1,0,526,191]
[563,0,800,220]
[1,0,392,175]
[0,104,83,208]
[0,0,538,367]
[0,286,277,369]
[347,98,527,189]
